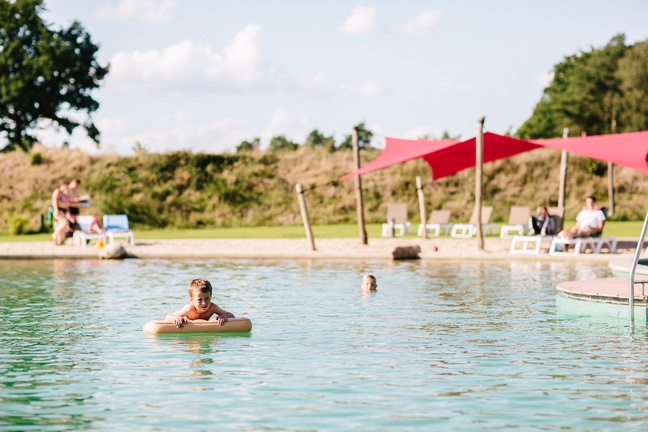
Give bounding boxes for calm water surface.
[1,258,647,431]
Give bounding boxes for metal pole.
[475,117,485,250]
[628,210,648,322]
[416,176,427,239]
[352,127,368,245]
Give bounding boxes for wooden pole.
[476,117,485,251]
[295,183,316,251]
[352,127,368,245]
[558,127,569,212]
[416,176,427,239]
[608,162,614,216]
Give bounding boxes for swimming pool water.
[1,258,647,431]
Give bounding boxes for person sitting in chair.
[562,196,605,239]
[529,206,555,236]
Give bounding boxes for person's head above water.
[361,274,377,293]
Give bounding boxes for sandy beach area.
[0,236,642,262]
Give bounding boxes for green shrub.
[8,215,29,235]
[30,152,43,165]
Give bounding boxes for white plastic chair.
[103,214,135,246]
[450,206,497,238]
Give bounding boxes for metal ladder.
[629,210,648,321]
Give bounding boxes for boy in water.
[361,274,377,293]
[165,277,235,328]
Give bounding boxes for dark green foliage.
[517,34,648,139]
[305,129,335,152]
[338,122,374,149]
[30,152,42,165]
[268,135,298,152]
[0,0,108,152]
[582,158,607,176]
[236,138,260,153]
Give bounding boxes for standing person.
[51,181,70,245]
[67,179,82,216]
[563,196,606,239]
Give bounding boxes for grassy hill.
[1,143,647,235]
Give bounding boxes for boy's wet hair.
[363,274,376,283]
[189,277,212,297]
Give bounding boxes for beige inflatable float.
[143,317,252,334]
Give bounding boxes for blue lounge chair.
[103,214,135,246]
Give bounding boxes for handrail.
[629,211,648,321]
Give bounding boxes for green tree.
[338,122,374,150]
[268,135,298,152]
[517,34,629,138]
[236,137,260,153]
[304,129,335,152]
[616,40,648,132]
[0,0,109,152]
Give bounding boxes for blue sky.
[36,0,648,155]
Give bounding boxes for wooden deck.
[556,277,648,305]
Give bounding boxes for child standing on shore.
[165,277,235,328]
[361,274,377,293]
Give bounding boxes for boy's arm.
[213,304,235,325]
[165,304,192,328]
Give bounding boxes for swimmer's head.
[361,274,377,292]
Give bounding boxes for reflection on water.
[2,258,648,430]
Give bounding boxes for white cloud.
[295,72,330,93]
[96,0,177,22]
[436,80,476,92]
[338,80,384,98]
[395,10,441,35]
[340,6,376,35]
[106,24,264,94]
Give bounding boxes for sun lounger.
[450,206,497,238]
[103,214,135,246]
[381,203,412,237]
[500,206,531,237]
[509,207,564,255]
[417,210,453,237]
[72,215,106,248]
[548,207,616,255]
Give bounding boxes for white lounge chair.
[509,207,564,255]
[548,207,616,255]
[381,203,412,237]
[450,206,497,238]
[417,210,453,237]
[103,214,135,246]
[500,206,531,237]
[72,215,106,248]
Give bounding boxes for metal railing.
[629,210,648,321]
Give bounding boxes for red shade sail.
[339,137,459,180]
[341,131,648,180]
[531,131,648,175]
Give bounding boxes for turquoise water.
[1,258,648,431]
